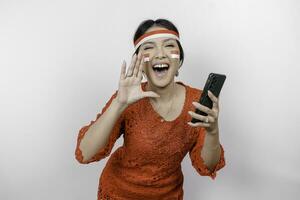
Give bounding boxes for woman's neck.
[145,81,177,104]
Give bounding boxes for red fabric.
[134,29,180,46]
[75,81,226,200]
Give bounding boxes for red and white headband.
[134,29,180,52]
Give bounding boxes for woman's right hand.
[116,52,160,107]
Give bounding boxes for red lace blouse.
[75,81,226,200]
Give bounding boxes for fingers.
[208,90,219,110]
[192,101,214,116]
[188,121,211,128]
[121,51,145,80]
[188,91,220,128]
[143,91,160,98]
[120,60,126,80]
[188,110,210,122]
[137,54,144,79]
[192,101,219,119]
[126,54,137,77]
[187,110,215,128]
[133,52,143,77]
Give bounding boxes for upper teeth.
[153,64,169,68]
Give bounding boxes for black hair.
[133,18,184,67]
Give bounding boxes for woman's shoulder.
[178,81,203,98]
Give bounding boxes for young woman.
[75,18,225,200]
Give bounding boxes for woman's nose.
[154,47,167,59]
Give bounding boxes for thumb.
[143,91,160,98]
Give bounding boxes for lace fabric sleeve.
[189,127,226,180]
[75,90,125,164]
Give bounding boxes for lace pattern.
[75,81,226,199]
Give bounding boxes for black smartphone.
[191,73,226,124]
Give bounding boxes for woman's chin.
[149,71,175,87]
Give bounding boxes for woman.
[75,18,225,200]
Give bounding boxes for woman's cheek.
[170,50,180,59]
[143,53,150,63]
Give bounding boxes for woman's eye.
[144,47,153,50]
[166,44,175,47]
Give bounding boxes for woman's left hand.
[187,90,219,134]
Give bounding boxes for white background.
[0,0,299,199]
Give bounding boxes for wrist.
[113,98,128,111]
[205,120,219,134]
[206,126,219,135]
[204,127,220,146]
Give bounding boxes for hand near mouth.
[116,52,161,107]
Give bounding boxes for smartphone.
[191,73,226,124]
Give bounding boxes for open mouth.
[152,63,169,78]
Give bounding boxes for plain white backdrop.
[0,0,299,199]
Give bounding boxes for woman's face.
[139,26,181,86]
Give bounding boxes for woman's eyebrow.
[163,38,175,43]
[143,38,175,45]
